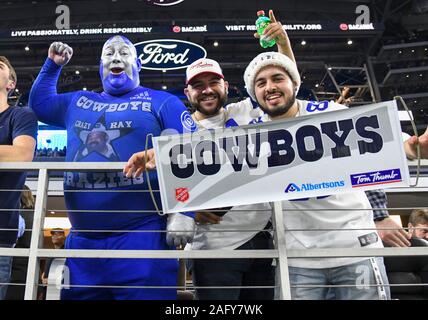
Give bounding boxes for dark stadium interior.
[1,0,428,302]
[1,0,425,214]
[0,0,426,145]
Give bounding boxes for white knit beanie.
[244,52,301,102]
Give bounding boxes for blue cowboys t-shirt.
[29,58,196,236]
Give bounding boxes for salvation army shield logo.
[175,188,189,203]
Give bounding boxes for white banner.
[153,101,410,213]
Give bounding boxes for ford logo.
[135,39,207,71]
[147,0,185,6]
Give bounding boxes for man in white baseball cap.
[184,9,295,131]
[182,10,293,300]
[186,58,224,85]
[184,58,229,128]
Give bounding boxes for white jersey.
[223,98,383,268]
[188,99,272,250]
[191,202,272,250]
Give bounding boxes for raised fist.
[48,42,73,66]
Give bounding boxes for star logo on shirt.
[73,114,133,161]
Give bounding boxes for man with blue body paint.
[29,35,196,300]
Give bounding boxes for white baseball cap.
[186,58,224,84]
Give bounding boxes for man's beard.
[192,93,228,117]
[259,92,296,118]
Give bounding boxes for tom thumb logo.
[135,39,207,71]
[146,0,184,6]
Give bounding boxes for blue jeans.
[288,257,390,300]
[191,231,275,300]
[0,253,13,300]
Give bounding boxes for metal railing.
[0,162,428,300]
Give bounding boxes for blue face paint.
[99,35,142,95]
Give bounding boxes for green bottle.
[256,10,276,48]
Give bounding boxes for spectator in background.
[40,228,66,300]
[41,228,66,283]
[383,209,428,299]
[408,209,428,241]
[335,86,353,106]
[369,189,412,247]
[0,56,38,300]
[36,147,67,158]
[6,185,35,300]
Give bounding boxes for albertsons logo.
[285,181,345,193]
[284,183,301,193]
[147,0,184,6]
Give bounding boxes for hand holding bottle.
[254,10,289,48]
